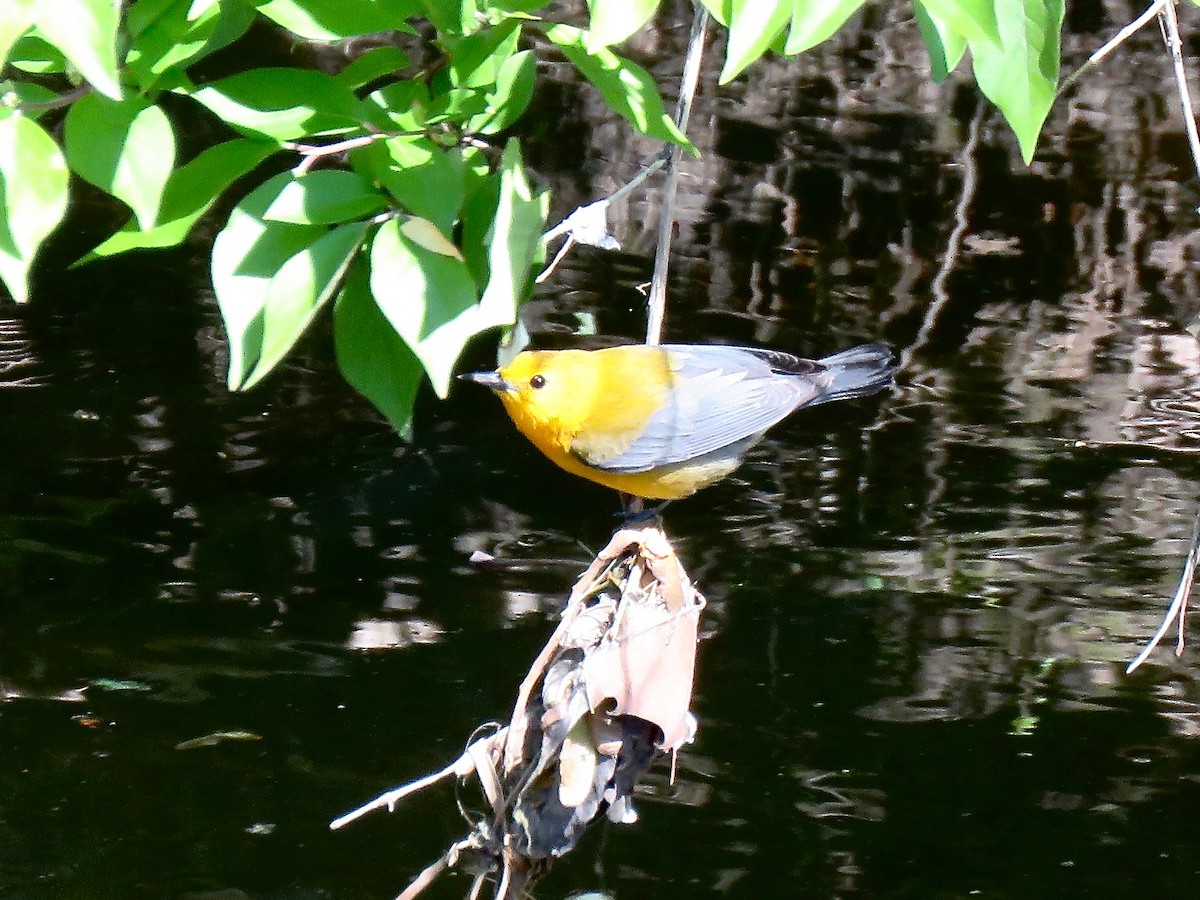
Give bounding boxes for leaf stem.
[284,131,396,174]
[11,83,92,112]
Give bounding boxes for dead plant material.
[331,521,704,899]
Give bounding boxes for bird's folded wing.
[573,346,821,473]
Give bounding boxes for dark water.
[7,5,1200,898]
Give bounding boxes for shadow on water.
[6,2,1200,897]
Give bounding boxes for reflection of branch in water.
[1127,507,1200,672]
[897,101,986,374]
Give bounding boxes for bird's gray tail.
[814,343,895,404]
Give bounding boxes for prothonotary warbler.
[460,343,894,501]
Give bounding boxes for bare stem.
[329,760,461,830]
[11,83,91,112]
[1159,0,1200,181]
[395,854,449,900]
[645,4,709,347]
[1058,0,1167,97]
[284,131,394,174]
[542,159,666,246]
[535,233,575,283]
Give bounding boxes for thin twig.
[494,853,512,900]
[11,83,91,112]
[395,854,450,900]
[645,4,709,347]
[897,101,985,373]
[1057,0,1168,97]
[1159,0,1200,180]
[535,233,575,283]
[284,131,394,174]
[542,158,665,245]
[1127,508,1200,673]
[329,760,462,830]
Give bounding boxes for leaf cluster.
[1,0,1068,435]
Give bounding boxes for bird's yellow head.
[460,345,673,467]
[460,350,597,450]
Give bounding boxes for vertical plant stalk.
[1127,508,1200,672]
[644,4,709,346]
[1159,0,1200,180]
[1123,0,1200,673]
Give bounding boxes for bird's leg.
[617,495,671,525]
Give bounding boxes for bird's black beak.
[457,370,512,393]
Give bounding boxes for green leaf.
[913,0,967,82]
[64,95,177,229]
[918,0,1000,50]
[0,0,36,70]
[0,114,69,303]
[334,262,425,438]
[34,0,123,100]
[418,0,478,35]
[470,49,536,134]
[970,0,1063,164]
[7,32,68,73]
[720,0,790,83]
[0,80,57,119]
[187,68,365,141]
[459,168,500,288]
[543,24,694,150]
[335,46,410,89]
[401,217,463,258]
[199,0,260,60]
[585,0,659,51]
[363,80,429,131]
[125,0,247,89]
[355,137,465,235]
[262,170,387,225]
[424,87,489,125]
[125,0,178,40]
[254,0,418,41]
[369,216,481,397]
[784,0,866,56]
[446,18,521,88]
[476,139,547,330]
[241,221,369,389]
[85,138,276,260]
[211,172,326,388]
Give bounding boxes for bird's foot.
[616,498,671,526]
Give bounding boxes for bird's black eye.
[530,374,546,389]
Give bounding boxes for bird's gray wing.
[578,345,825,473]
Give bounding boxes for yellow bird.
[460,343,894,501]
